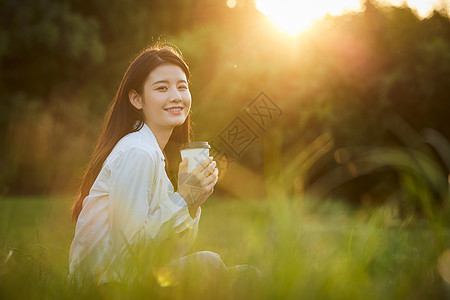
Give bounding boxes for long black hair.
[72,45,191,221]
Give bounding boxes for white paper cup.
[180,142,211,173]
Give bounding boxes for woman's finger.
[192,157,213,174]
[204,168,219,186]
[203,161,216,176]
[201,157,214,169]
[203,174,215,186]
[212,169,219,185]
[204,183,214,196]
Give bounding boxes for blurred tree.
[0,0,104,97]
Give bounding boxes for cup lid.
[180,141,211,150]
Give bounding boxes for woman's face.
[131,63,191,133]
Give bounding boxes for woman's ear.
[128,89,143,110]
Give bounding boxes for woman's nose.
[169,88,182,102]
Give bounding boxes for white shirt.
[69,124,200,284]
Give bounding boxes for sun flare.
[255,0,447,35]
[255,0,362,35]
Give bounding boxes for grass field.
[1,195,449,299]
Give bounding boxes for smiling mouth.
[165,107,183,112]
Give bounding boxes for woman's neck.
[147,123,173,151]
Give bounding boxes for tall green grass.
[1,195,449,299]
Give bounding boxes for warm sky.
[248,0,450,35]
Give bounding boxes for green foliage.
[1,196,449,299]
[0,1,449,210]
[0,0,105,96]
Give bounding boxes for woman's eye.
[178,85,188,90]
[156,86,167,91]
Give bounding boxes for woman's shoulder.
[106,131,162,165]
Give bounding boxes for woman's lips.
[165,107,184,114]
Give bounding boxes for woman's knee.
[192,251,226,269]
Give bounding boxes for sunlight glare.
[399,0,436,17]
[227,0,237,8]
[377,0,441,17]
[255,0,362,35]
[256,0,448,35]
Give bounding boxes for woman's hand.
[177,157,219,218]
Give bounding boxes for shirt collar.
[139,123,165,160]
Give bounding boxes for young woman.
[69,45,222,286]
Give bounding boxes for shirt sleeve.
[106,147,200,255]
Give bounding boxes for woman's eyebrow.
[152,80,169,85]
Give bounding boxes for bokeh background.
[1,0,450,298]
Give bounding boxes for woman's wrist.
[178,189,195,206]
[188,204,200,219]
